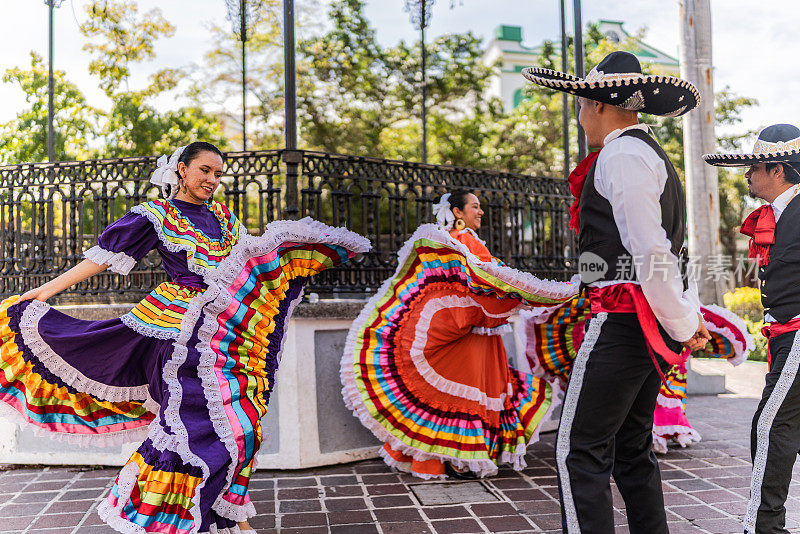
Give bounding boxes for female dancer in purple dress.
[0,141,369,534]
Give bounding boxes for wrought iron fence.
[0,150,575,303]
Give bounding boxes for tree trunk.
[680,0,724,303]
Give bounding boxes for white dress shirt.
[762,183,800,323]
[768,183,800,221]
[590,123,701,342]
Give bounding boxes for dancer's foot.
[445,462,478,480]
[237,521,255,533]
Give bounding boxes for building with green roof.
[484,21,680,110]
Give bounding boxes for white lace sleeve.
[83,245,137,275]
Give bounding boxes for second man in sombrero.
[705,124,800,534]
[523,51,711,533]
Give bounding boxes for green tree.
[80,0,227,156]
[297,0,393,155]
[81,0,175,97]
[491,22,612,176]
[296,0,503,166]
[388,32,502,165]
[189,0,320,149]
[0,53,96,163]
[479,93,567,176]
[714,88,759,261]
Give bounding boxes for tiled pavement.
[2,394,800,533]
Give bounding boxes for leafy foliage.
[0,0,227,163]
[0,53,96,163]
[0,0,762,237]
[187,0,313,149]
[80,0,176,98]
[714,89,760,261]
[79,0,227,156]
[724,286,767,361]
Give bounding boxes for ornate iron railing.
[0,150,575,303]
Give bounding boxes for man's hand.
[680,313,712,352]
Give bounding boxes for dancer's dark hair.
[179,141,225,169]
[448,190,474,212]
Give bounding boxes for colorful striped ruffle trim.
[652,363,701,453]
[523,295,754,392]
[99,445,202,534]
[123,282,204,340]
[131,199,244,276]
[523,294,753,454]
[701,304,755,366]
[522,295,590,388]
[0,297,154,447]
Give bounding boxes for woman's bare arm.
[19,259,109,302]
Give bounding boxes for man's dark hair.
[766,162,800,185]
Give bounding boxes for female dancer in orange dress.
[342,191,578,478]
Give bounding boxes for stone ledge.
[292,299,366,320]
[687,363,727,395]
[55,299,368,322]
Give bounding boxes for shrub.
[723,286,763,322]
[744,319,768,362]
[724,287,767,361]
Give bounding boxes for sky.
[0,0,796,144]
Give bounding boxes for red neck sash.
[740,205,775,266]
[568,150,602,235]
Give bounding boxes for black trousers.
[747,330,800,534]
[556,312,670,534]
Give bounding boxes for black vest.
[578,128,687,285]
[760,194,800,323]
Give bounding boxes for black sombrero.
[703,124,800,167]
[521,51,700,118]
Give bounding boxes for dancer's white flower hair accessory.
[432,193,455,228]
[150,146,186,198]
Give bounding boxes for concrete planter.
[0,300,547,467]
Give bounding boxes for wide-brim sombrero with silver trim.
[522,51,700,118]
[703,124,800,167]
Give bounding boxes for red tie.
[567,150,602,235]
[740,205,776,266]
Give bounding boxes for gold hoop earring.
[454,219,466,231]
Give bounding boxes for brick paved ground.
[2,393,799,533]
